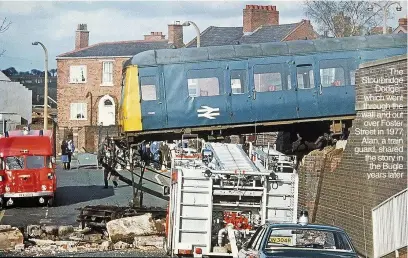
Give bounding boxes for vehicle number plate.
[269,237,292,245]
[17,193,34,197]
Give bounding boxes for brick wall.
[57,57,128,128]
[298,55,407,257]
[283,20,319,41]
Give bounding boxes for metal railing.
[372,188,407,258]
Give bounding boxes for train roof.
[128,34,407,67]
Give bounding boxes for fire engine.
[164,141,298,258]
[0,128,57,207]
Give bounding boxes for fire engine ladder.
[207,143,258,172]
[175,171,213,255]
[262,172,298,224]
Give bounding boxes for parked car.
[238,212,358,258]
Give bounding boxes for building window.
[297,65,314,89]
[140,76,157,101]
[70,103,87,120]
[69,65,87,83]
[104,99,113,106]
[231,70,246,94]
[102,61,113,86]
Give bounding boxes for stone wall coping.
[359,54,407,69]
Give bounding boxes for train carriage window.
[296,65,315,89]
[231,70,246,94]
[140,76,157,101]
[254,64,284,92]
[287,75,292,90]
[319,60,345,87]
[350,70,356,85]
[187,69,221,97]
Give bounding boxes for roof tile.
[58,40,171,58]
[186,23,303,48]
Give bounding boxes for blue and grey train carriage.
[119,34,406,141]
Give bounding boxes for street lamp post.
[32,41,49,130]
[368,1,402,34]
[182,21,200,47]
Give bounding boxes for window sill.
[69,81,87,84]
[100,83,114,87]
[70,118,87,121]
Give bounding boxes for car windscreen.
[26,156,45,169]
[5,156,25,170]
[265,228,353,251]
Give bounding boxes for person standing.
[68,139,75,169]
[61,140,69,170]
[67,139,75,170]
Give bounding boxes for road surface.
[0,159,170,228]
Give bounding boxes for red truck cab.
[0,129,57,207]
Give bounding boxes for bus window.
[140,76,157,101]
[231,70,246,94]
[297,65,314,89]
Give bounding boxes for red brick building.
[56,24,183,153]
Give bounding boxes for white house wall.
[0,81,32,124]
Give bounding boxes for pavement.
[0,160,171,228]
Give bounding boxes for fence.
[372,188,407,258]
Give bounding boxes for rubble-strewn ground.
[1,160,170,227]
[1,249,168,257]
[0,160,170,257]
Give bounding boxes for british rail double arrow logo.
[197,106,220,119]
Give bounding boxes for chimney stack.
[144,32,166,41]
[243,5,279,34]
[75,24,89,50]
[168,21,184,48]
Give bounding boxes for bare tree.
[304,1,385,37]
[0,17,11,56]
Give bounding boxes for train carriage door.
[185,65,229,127]
[293,57,320,118]
[139,67,165,130]
[317,59,349,117]
[250,61,297,123]
[227,61,253,124]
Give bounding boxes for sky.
[0,0,406,72]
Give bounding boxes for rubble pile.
[76,205,166,229]
[0,225,24,251]
[0,212,167,255]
